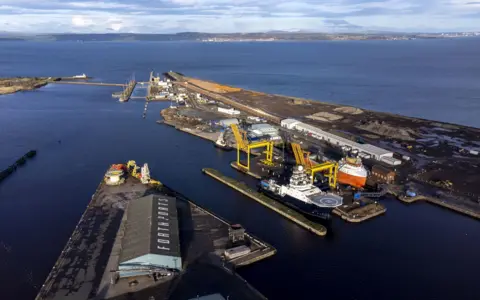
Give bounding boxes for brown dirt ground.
[186,78,241,93]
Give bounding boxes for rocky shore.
[0,77,53,95]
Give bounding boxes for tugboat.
[259,165,343,220]
[214,131,233,151]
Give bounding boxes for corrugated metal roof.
[119,195,180,263]
[281,118,299,125]
[293,121,393,158]
[219,118,238,125]
[357,144,392,157]
[251,123,275,130]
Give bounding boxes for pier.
[51,81,125,87]
[230,162,263,179]
[167,72,281,124]
[119,79,136,102]
[36,166,273,300]
[0,150,37,183]
[397,194,480,220]
[333,199,387,223]
[202,168,327,236]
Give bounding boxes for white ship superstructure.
[261,166,343,213]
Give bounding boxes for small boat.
[72,73,87,79]
[214,131,233,151]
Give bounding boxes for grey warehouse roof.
[119,194,180,263]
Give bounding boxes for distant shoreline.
[0,32,478,42]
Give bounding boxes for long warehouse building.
[281,118,401,165]
[118,194,182,278]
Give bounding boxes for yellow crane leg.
[310,162,338,189]
[236,144,249,170]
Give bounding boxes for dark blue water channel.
[0,41,479,300]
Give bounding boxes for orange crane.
[231,124,274,171]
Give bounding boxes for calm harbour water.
[0,40,480,300]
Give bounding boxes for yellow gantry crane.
[290,143,338,189]
[231,124,274,171]
[310,162,338,189]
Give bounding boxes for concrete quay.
[36,168,274,300]
[119,80,136,102]
[230,162,263,179]
[333,199,387,223]
[158,119,221,142]
[202,168,327,236]
[397,194,480,220]
[168,73,281,124]
[51,81,125,87]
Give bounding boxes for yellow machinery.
[291,143,338,189]
[126,160,161,186]
[231,124,248,152]
[127,160,140,178]
[230,124,274,171]
[310,162,338,189]
[291,143,313,170]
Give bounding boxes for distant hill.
[0,31,475,42]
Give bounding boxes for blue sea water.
[0,40,480,300]
[1,39,479,127]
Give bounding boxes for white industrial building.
[248,123,282,141]
[218,118,239,127]
[218,107,241,115]
[281,118,401,165]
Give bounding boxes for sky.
[0,0,479,33]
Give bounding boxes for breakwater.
[202,168,327,236]
[0,150,37,183]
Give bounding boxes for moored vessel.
[337,156,368,188]
[259,166,343,220]
[214,131,233,151]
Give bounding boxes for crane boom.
[290,143,337,189]
[230,124,248,152]
[291,143,312,170]
[291,143,304,166]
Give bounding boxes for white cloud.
[67,2,138,9]
[71,15,94,27]
[0,0,478,33]
[110,23,122,31]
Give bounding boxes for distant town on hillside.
[0,31,479,42]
